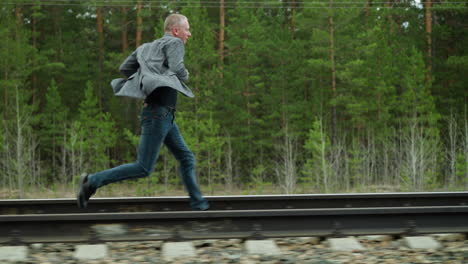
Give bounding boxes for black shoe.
[77,173,96,209]
[193,203,210,211]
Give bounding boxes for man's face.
[173,20,191,45]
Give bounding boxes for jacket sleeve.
[119,50,139,78]
[165,39,189,82]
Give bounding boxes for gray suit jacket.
[111,33,194,99]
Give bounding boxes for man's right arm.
[166,39,189,82]
[119,50,139,77]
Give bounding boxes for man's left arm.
[119,50,139,78]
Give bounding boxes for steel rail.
[1,206,467,244]
[1,192,467,214]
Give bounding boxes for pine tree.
[0,0,466,193]
[0,4,41,195]
[67,81,117,176]
[302,119,332,192]
[397,47,441,190]
[222,7,272,182]
[39,79,68,183]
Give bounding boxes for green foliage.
[456,151,467,185]
[39,79,68,182]
[67,81,117,174]
[0,1,467,193]
[302,119,331,190]
[176,109,226,191]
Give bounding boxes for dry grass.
[0,183,457,199]
[0,182,257,199]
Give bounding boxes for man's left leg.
[164,123,209,210]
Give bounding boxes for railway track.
[2,191,467,214]
[1,192,467,245]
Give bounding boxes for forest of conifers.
[0,0,466,197]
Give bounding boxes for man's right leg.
[164,123,209,210]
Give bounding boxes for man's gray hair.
[164,14,188,32]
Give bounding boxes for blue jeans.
[88,103,209,210]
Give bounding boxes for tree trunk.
[3,122,12,191]
[121,6,138,134]
[62,126,68,185]
[122,7,128,54]
[364,0,372,27]
[318,119,330,192]
[135,1,144,133]
[424,0,432,82]
[15,6,22,35]
[386,0,394,33]
[366,0,372,17]
[289,0,296,35]
[15,85,25,197]
[3,69,8,119]
[464,112,468,190]
[136,0,143,48]
[218,0,225,76]
[224,132,233,191]
[96,6,104,108]
[447,114,458,187]
[276,124,297,194]
[7,5,22,120]
[32,4,38,106]
[329,0,337,143]
[52,7,64,61]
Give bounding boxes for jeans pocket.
[140,107,170,126]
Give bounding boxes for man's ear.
[171,27,179,36]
